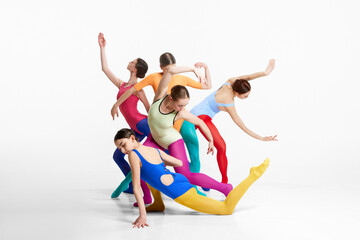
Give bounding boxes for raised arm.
[153,66,204,102]
[194,62,212,89]
[229,59,275,83]
[98,33,124,88]
[128,151,149,228]
[224,106,278,141]
[176,110,215,155]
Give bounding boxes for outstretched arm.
[158,149,183,167]
[98,33,124,88]
[176,109,215,155]
[194,62,212,89]
[225,106,278,141]
[153,66,204,102]
[229,59,275,83]
[129,152,149,228]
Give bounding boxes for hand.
[98,32,106,48]
[262,135,278,141]
[193,68,206,83]
[264,59,275,76]
[111,104,119,120]
[132,215,149,228]
[207,141,215,155]
[194,62,208,69]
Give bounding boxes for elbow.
[166,66,177,75]
[177,161,183,167]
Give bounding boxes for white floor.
[1,170,359,240]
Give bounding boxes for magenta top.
[117,83,147,134]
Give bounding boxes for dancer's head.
[159,52,176,71]
[127,58,148,78]
[114,128,139,154]
[169,85,190,111]
[232,79,251,99]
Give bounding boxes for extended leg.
[180,120,207,196]
[175,159,269,215]
[169,139,233,196]
[197,115,229,183]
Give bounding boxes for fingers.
[132,221,148,228]
[264,135,278,141]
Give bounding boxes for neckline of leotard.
[132,148,164,166]
[219,82,231,89]
[158,95,175,115]
[122,82,136,89]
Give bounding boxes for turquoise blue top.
[190,83,234,119]
[133,149,193,199]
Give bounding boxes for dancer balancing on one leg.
[111,52,212,196]
[98,33,152,203]
[114,128,269,228]
[181,59,278,184]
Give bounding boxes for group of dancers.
[98,33,277,228]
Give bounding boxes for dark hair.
[135,58,148,78]
[159,52,176,67]
[232,79,251,94]
[170,85,190,101]
[114,128,139,142]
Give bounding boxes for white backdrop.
[1,0,359,239]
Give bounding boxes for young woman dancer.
[181,59,278,184]
[142,65,235,210]
[98,33,152,203]
[114,128,269,228]
[111,53,212,196]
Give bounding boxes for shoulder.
[128,150,140,161]
[146,72,162,80]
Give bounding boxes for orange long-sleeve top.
[134,72,202,131]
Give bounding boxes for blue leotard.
[132,149,193,199]
[190,82,234,119]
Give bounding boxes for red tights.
[196,115,228,183]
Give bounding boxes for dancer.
[111,53,212,196]
[182,59,278,184]
[114,128,269,228]
[98,33,152,203]
[141,65,234,211]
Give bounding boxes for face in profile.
[127,59,138,72]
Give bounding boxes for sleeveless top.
[133,149,192,199]
[117,82,147,134]
[147,96,182,149]
[190,82,234,119]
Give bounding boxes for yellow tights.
[174,159,269,215]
